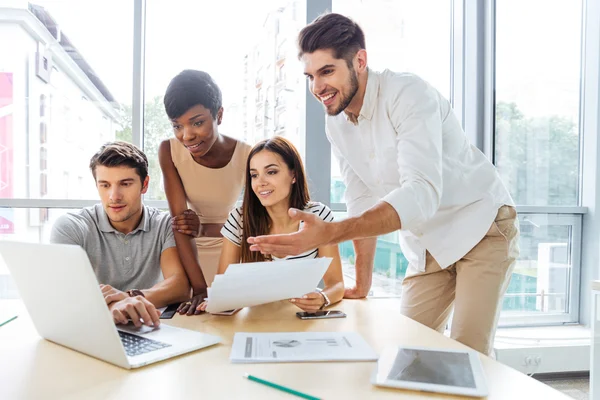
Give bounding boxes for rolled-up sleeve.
[331,136,379,218]
[382,77,443,231]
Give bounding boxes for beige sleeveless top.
[170,137,251,225]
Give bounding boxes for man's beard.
[327,68,359,116]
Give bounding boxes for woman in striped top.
[198,136,344,313]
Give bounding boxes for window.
[330,0,452,204]
[494,0,583,206]
[330,0,452,297]
[0,1,133,202]
[500,213,581,324]
[333,0,451,97]
[143,0,306,200]
[494,0,583,324]
[0,1,133,299]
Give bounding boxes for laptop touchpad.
[117,322,159,335]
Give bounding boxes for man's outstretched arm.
[248,201,400,256]
[331,201,401,244]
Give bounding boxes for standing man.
[51,142,191,328]
[248,13,519,356]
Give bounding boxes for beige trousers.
[400,205,520,356]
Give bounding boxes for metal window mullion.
[517,206,587,214]
[579,0,600,327]
[498,314,578,327]
[131,0,145,149]
[461,0,488,154]
[520,213,584,225]
[330,202,347,212]
[304,0,332,206]
[568,213,583,322]
[0,199,170,209]
[0,199,98,209]
[482,0,496,160]
[144,200,169,209]
[450,0,465,118]
[332,203,587,215]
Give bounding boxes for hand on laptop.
[109,296,161,327]
[100,284,128,305]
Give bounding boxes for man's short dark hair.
[89,141,148,182]
[297,13,365,67]
[163,70,222,120]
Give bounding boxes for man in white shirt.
[248,13,519,356]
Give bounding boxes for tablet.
[371,346,488,398]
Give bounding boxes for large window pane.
[333,0,451,97]
[143,0,305,200]
[330,0,451,203]
[494,0,583,206]
[0,1,133,202]
[501,213,578,320]
[328,1,451,299]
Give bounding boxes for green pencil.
[0,315,17,328]
[244,373,320,400]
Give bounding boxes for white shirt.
[326,69,514,271]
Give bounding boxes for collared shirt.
[326,69,514,270]
[50,204,176,291]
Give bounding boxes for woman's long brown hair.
[240,136,310,262]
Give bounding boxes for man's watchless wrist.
[328,221,344,246]
[354,284,371,296]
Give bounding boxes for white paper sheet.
[205,257,332,313]
[230,331,378,363]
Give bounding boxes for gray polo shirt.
[50,204,176,291]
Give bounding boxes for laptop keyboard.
[118,330,171,357]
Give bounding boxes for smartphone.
[160,303,179,319]
[296,310,347,320]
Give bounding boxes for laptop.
[0,241,221,369]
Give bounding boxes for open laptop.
[0,241,221,369]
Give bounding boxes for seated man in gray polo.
[51,142,190,328]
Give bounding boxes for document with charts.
[230,331,378,363]
[205,258,332,313]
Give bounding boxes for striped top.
[221,202,334,260]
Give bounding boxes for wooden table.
[0,298,569,399]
